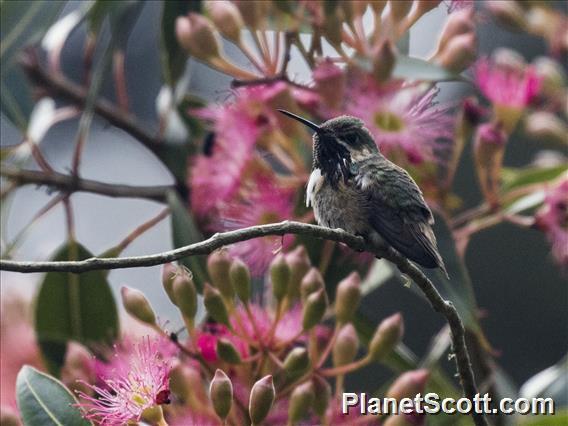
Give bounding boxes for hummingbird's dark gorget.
[278,110,449,278]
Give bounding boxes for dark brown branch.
[19,51,164,156]
[0,220,486,425]
[1,166,172,203]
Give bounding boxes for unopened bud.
[216,338,242,364]
[493,47,526,73]
[234,0,269,29]
[386,369,429,400]
[170,362,205,402]
[369,312,404,361]
[300,267,324,302]
[487,0,527,32]
[333,324,359,367]
[249,375,275,426]
[207,250,234,300]
[175,13,221,61]
[525,112,568,145]
[204,284,230,327]
[372,39,397,83]
[120,286,156,325]
[205,0,243,43]
[288,381,315,423]
[210,369,233,421]
[312,376,332,417]
[61,342,95,394]
[313,59,346,110]
[389,0,412,23]
[435,32,477,73]
[230,258,251,304]
[173,270,197,320]
[436,8,475,54]
[269,253,290,302]
[335,272,361,323]
[286,246,311,302]
[533,56,566,95]
[283,347,310,379]
[162,263,177,304]
[474,122,507,209]
[302,288,328,330]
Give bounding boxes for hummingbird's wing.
[353,159,447,275]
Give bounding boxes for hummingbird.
[278,110,448,278]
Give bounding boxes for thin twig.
[1,166,172,203]
[0,220,487,425]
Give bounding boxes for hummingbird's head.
[277,110,379,186]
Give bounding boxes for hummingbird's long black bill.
[277,109,320,132]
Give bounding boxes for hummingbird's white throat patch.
[306,168,322,207]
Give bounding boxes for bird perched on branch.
[278,110,448,278]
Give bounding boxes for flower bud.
[389,0,412,23]
[283,347,310,378]
[372,39,397,84]
[332,324,359,367]
[533,56,566,95]
[230,258,251,304]
[161,263,177,304]
[170,362,205,403]
[205,0,243,43]
[313,60,346,110]
[335,272,361,323]
[386,369,429,400]
[312,376,332,417]
[300,267,324,302]
[120,286,156,326]
[249,375,275,426]
[207,250,234,301]
[486,0,527,32]
[369,312,404,361]
[210,369,233,421]
[436,8,475,54]
[61,342,95,395]
[493,47,527,73]
[524,112,568,146]
[435,32,477,73]
[269,253,290,302]
[204,284,230,327]
[474,122,507,210]
[302,288,328,331]
[216,338,242,364]
[175,13,221,61]
[286,246,311,302]
[288,381,315,423]
[173,270,197,320]
[234,0,270,29]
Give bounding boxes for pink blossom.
[196,323,249,362]
[535,178,568,269]
[474,57,541,109]
[342,77,455,164]
[215,171,295,275]
[190,84,294,220]
[76,337,172,425]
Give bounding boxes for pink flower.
[342,77,455,165]
[215,171,295,275]
[535,178,568,269]
[196,323,249,362]
[189,83,294,220]
[76,337,172,425]
[474,57,541,110]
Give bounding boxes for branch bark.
[0,220,486,426]
[1,166,172,203]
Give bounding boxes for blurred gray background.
[1,1,566,393]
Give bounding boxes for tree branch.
[1,166,172,203]
[19,51,164,156]
[0,220,486,425]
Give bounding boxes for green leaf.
[501,165,567,192]
[504,190,546,215]
[0,0,66,129]
[16,365,91,426]
[35,242,119,376]
[167,190,207,291]
[520,355,568,409]
[392,55,464,82]
[160,1,200,86]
